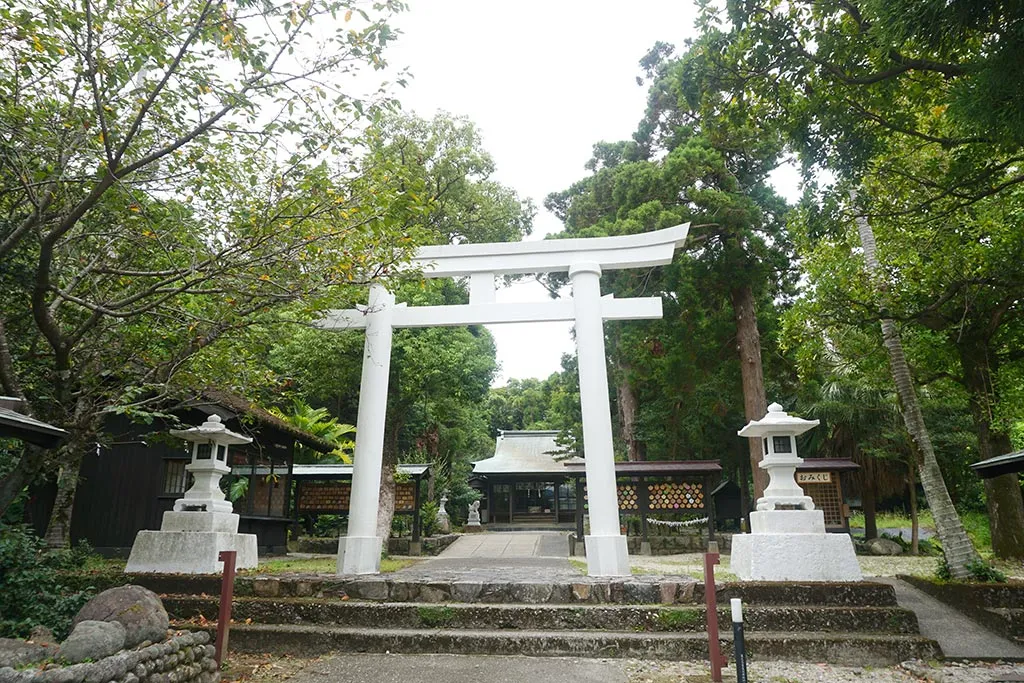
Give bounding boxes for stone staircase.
[150,576,940,665]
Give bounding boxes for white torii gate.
[321,224,690,576]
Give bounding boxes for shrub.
[0,524,95,639]
[420,501,439,537]
[935,556,1008,583]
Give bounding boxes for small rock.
[864,538,904,556]
[59,620,126,664]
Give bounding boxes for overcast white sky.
[381,1,798,385]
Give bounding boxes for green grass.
[249,556,416,575]
[848,510,936,531]
[656,608,701,629]
[417,605,457,627]
[848,509,993,554]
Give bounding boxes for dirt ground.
[222,652,1024,683]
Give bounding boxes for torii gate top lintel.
[413,223,690,278]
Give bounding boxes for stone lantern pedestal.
[730,403,861,582]
[126,415,258,574]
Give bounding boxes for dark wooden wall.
[27,411,293,556]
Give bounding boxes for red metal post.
[704,541,727,682]
[214,550,237,666]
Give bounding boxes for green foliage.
[0,525,95,639]
[269,400,354,464]
[656,608,702,629]
[420,500,439,537]
[416,606,457,627]
[228,477,249,503]
[936,557,1008,584]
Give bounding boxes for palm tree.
[851,190,979,578]
[270,400,355,464]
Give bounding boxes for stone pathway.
[880,577,1024,661]
[437,531,569,559]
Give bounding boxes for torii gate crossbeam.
[321,224,689,577]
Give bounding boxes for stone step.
[95,572,899,606]
[188,622,940,666]
[165,596,919,634]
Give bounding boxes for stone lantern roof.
[169,414,251,445]
[737,402,819,438]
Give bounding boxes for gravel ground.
[223,654,1024,683]
[628,552,1024,580]
[627,659,1024,682]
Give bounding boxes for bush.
[420,500,439,537]
[0,524,96,639]
[935,556,1008,583]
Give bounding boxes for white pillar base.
[125,530,257,574]
[584,534,630,577]
[338,535,383,575]
[730,532,862,581]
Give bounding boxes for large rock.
[864,537,904,556]
[59,620,126,663]
[0,638,50,668]
[72,585,169,648]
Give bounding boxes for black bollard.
[731,598,749,683]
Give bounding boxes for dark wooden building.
[28,392,335,556]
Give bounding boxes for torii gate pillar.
[338,283,394,574]
[325,224,690,577]
[570,262,629,573]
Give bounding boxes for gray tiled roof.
[472,430,582,475]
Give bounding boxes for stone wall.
[626,532,733,555]
[0,631,219,683]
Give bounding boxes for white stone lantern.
[739,403,817,512]
[171,414,251,514]
[126,414,258,574]
[730,402,862,582]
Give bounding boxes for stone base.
[125,530,257,574]
[338,535,382,575]
[463,524,484,533]
[584,534,630,577]
[408,541,422,556]
[639,541,652,556]
[750,509,825,534]
[731,532,862,581]
[160,510,240,533]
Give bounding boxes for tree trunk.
[862,479,878,540]
[730,284,768,500]
[0,446,47,516]
[375,420,400,543]
[44,462,79,548]
[957,343,1024,560]
[908,463,919,556]
[852,194,978,578]
[615,362,645,461]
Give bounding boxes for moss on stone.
[656,607,702,630]
[417,606,457,627]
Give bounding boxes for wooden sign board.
[797,472,832,484]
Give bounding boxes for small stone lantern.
[170,414,251,514]
[738,403,818,512]
[125,413,258,574]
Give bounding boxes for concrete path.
[880,578,1024,660]
[438,531,569,559]
[393,532,577,582]
[269,653,630,683]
